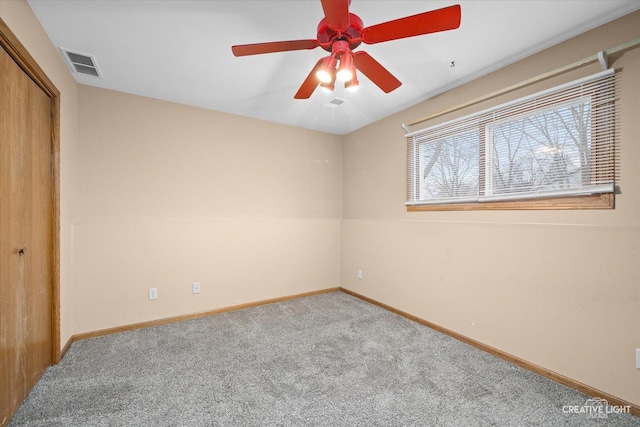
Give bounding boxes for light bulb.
[320,80,335,93]
[345,77,359,92]
[317,69,333,84]
[336,68,353,82]
[336,54,354,82]
[316,56,337,84]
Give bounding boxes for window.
[406,70,617,210]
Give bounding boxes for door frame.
[0,18,61,363]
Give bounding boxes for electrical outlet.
[148,288,158,300]
[357,269,363,280]
[192,282,201,294]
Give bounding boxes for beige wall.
[341,11,640,406]
[3,0,639,409]
[75,86,342,332]
[0,0,81,349]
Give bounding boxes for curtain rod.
[402,37,640,131]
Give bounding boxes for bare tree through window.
[420,131,479,200]
[490,101,591,195]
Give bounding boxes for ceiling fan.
[231,0,461,99]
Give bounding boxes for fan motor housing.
[317,13,363,51]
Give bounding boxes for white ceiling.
[27,0,640,135]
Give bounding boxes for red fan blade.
[320,0,350,31]
[353,51,401,93]
[232,39,319,57]
[294,58,324,99]
[362,4,461,44]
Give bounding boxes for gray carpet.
[9,291,640,426]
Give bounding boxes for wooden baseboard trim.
[58,337,73,361]
[71,287,341,343]
[339,287,639,417]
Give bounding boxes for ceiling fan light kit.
[231,0,461,99]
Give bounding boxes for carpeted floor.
[9,291,640,426]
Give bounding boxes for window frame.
[406,70,616,211]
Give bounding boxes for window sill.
[406,193,614,212]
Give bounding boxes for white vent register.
[60,48,101,78]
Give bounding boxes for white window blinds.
[406,69,617,206]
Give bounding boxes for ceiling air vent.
[60,48,101,78]
[324,98,346,108]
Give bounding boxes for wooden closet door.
[0,43,53,426]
